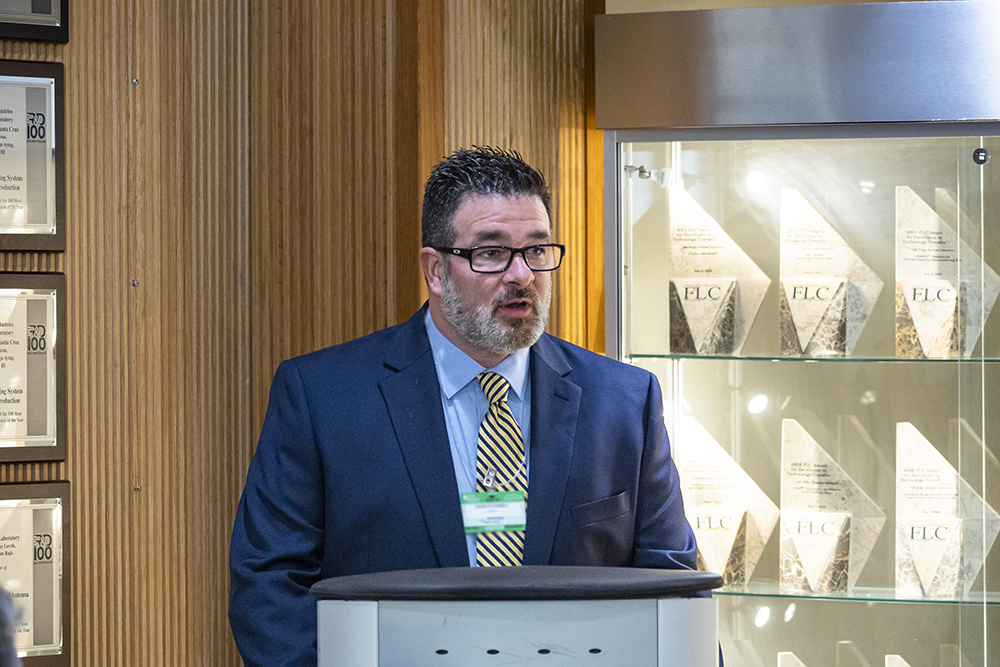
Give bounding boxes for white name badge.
[461,491,527,533]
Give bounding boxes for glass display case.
[596,3,1000,665]
[608,131,999,667]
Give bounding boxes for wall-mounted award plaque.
[0,60,64,252]
[0,1,67,44]
[0,481,68,665]
[0,273,64,462]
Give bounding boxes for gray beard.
[440,269,551,358]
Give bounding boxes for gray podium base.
[318,596,717,666]
[315,566,721,666]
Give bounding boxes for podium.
[312,566,722,666]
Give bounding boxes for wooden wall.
[0,1,602,665]
[441,0,605,349]
[250,0,605,429]
[1,1,250,665]
[250,0,407,429]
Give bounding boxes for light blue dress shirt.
[424,309,531,566]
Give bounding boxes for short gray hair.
[421,147,552,248]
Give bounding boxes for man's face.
[422,194,554,367]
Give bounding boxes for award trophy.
[676,417,778,589]
[780,419,886,594]
[895,186,1000,358]
[669,186,770,355]
[779,189,882,357]
[895,422,1000,598]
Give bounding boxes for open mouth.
[495,291,536,319]
[498,298,533,317]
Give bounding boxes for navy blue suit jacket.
[229,307,698,667]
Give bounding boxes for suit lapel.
[522,335,580,565]
[379,309,469,568]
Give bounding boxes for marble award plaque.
[669,186,770,355]
[779,189,883,357]
[780,419,886,594]
[887,650,971,667]
[777,652,809,667]
[0,481,67,661]
[676,417,779,589]
[895,186,1000,358]
[895,422,1000,598]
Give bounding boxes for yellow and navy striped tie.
[475,371,527,566]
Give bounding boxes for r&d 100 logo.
[27,324,46,353]
[26,112,46,141]
[34,533,53,563]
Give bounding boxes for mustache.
[492,286,539,312]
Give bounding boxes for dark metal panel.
[595,1,1000,129]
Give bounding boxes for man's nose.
[503,252,535,285]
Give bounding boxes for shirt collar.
[424,309,530,401]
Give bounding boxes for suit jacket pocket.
[570,491,630,527]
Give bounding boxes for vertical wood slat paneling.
[250,0,399,433]
[394,0,443,315]
[2,0,250,665]
[128,2,251,666]
[76,5,131,664]
[442,0,594,348]
[584,0,607,353]
[0,2,598,665]
[0,3,129,665]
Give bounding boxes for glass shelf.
[716,583,1000,606]
[626,353,1000,364]
[619,135,1000,363]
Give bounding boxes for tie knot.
[477,372,511,405]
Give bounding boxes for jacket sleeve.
[632,372,700,573]
[229,359,325,667]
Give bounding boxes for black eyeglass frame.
[431,243,566,274]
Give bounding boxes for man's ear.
[420,247,445,296]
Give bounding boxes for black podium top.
[311,566,722,602]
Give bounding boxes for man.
[229,147,698,666]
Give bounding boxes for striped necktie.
[475,371,527,566]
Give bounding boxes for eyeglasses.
[432,244,566,274]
